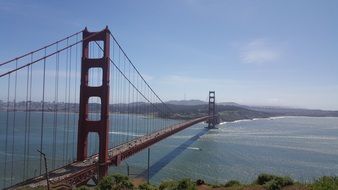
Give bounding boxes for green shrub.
[277,176,293,187]
[256,173,276,185]
[76,186,91,190]
[256,173,293,189]
[264,179,282,190]
[97,175,114,190]
[19,186,46,190]
[138,183,158,190]
[158,179,195,190]
[210,184,222,188]
[224,180,241,187]
[177,179,196,190]
[159,180,178,190]
[312,176,338,190]
[97,174,134,190]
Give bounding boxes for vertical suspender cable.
[52,43,59,169]
[73,34,79,159]
[131,69,135,138]
[137,81,141,134]
[122,56,126,142]
[137,81,141,137]
[39,49,47,175]
[23,61,30,180]
[127,57,130,142]
[110,41,114,148]
[10,60,18,185]
[3,74,11,188]
[135,75,139,137]
[152,94,154,132]
[66,44,72,161]
[148,88,151,133]
[63,38,69,162]
[146,83,149,135]
[147,89,151,134]
[27,56,33,177]
[117,49,121,145]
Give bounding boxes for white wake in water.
[187,147,202,151]
[219,116,289,126]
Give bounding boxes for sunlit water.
[116,116,338,185]
[1,112,338,188]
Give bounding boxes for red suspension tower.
[77,27,110,179]
[208,91,217,128]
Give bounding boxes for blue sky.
[1,0,338,110]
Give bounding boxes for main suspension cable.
[0,31,82,67]
[0,32,100,78]
[110,33,173,113]
[94,42,167,115]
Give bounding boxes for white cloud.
[240,39,281,64]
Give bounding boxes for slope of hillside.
[166,104,273,122]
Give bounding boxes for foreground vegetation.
[71,173,338,190]
[20,173,338,190]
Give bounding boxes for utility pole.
[147,148,150,184]
[126,162,130,176]
[37,149,50,190]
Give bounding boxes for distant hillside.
[165,100,338,120]
[1,100,337,122]
[166,100,206,106]
[218,102,242,106]
[165,104,273,121]
[217,105,272,122]
[166,100,242,107]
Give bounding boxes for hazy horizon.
[1,98,337,111]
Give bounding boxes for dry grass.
[132,177,147,187]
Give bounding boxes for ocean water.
[0,111,179,188]
[1,112,338,188]
[114,116,338,184]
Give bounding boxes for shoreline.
[218,115,338,126]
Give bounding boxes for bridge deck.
[8,116,209,189]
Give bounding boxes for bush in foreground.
[69,173,338,190]
[97,174,133,190]
[224,180,241,187]
[159,179,196,190]
[311,176,338,190]
[138,183,158,190]
[77,186,91,190]
[256,173,294,190]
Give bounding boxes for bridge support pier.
[77,27,110,180]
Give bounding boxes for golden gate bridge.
[0,27,219,189]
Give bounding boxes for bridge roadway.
[9,116,210,189]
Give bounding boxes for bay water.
[1,112,338,188]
